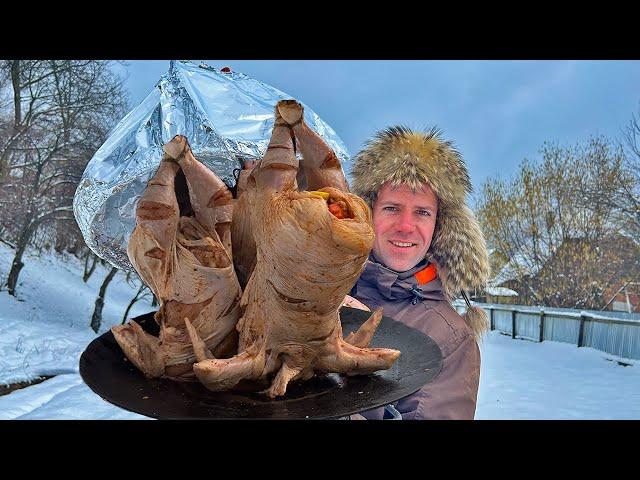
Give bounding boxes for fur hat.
[351,126,490,339]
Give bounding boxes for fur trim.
[463,306,490,341]
[352,126,471,207]
[351,126,490,298]
[427,203,490,300]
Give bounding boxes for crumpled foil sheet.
[73,60,351,271]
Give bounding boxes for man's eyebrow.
[379,202,436,210]
[415,205,436,210]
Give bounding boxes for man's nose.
[394,211,415,233]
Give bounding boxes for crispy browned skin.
[188,101,400,397]
[111,136,242,381]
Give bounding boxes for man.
[346,126,491,420]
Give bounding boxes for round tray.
[80,307,443,419]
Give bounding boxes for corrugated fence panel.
[515,312,539,341]
[583,320,596,349]
[544,314,581,344]
[494,310,513,334]
[451,301,639,361]
[585,321,640,360]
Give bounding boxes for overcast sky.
[117,60,640,201]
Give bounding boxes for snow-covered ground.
[0,243,152,419]
[1,243,639,419]
[476,333,640,419]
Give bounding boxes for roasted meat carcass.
[186,100,400,397]
[111,136,242,381]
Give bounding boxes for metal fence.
[452,301,640,361]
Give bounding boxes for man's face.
[371,182,438,272]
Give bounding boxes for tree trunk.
[6,215,36,297]
[11,60,21,130]
[90,266,118,333]
[83,253,98,283]
[122,284,147,325]
[0,61,22,183]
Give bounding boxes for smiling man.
[372,181,439,272]
[347,126,491,420]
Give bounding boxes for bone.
[317,340,400,376]
[265,362,303,398]
[135,158,180,254]
[163,135,234,255]
[192,349,263,392]
[184,317,215,362]
[344,307,384,348]
[276,100,349,192]
[112,320,166,378]
[252,105,299,193]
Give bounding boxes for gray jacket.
[350,256,481,420]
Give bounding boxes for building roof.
[485,286,519,297]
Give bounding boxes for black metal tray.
[79,307,443,419]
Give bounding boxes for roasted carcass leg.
[187,101,400,397]
[278,99,383,348]
[230,159,258,290]
[111,135,242,381]
[230,100,349,290]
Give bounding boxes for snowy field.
[1,244,639,420]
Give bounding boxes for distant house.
[488,234,639,311]
[483,285,519,304]
[478,250,537,304]
[539,234,639,311]
[603,281,640,313]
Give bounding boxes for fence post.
[490,308,494,331]
[577,314,586,347]
[511,310,517,339]
[539,309,545,343]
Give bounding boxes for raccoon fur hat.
[351,126,490,339]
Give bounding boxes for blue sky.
[118,60,640,203]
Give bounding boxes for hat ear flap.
[463,306,490,341]
[428,203,490,301]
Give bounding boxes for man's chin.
[373,246,424,273]
[382,256,420,273]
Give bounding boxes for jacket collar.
[358,253,446,303]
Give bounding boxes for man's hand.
[341,295,370,311]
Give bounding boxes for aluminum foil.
[73,60,351,271]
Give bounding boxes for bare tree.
[121,282,153,325]
[82,251,100,283]
[477,137,630,308]
[0,60,127,296]
[619,106,640,240]
[91,266,118,333]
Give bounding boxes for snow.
[476,333,640,419]
[1,243,639,419]
[484,286,518,297]
[490,251,541,286]
[0,243,154,388]
[0,374,146,420]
